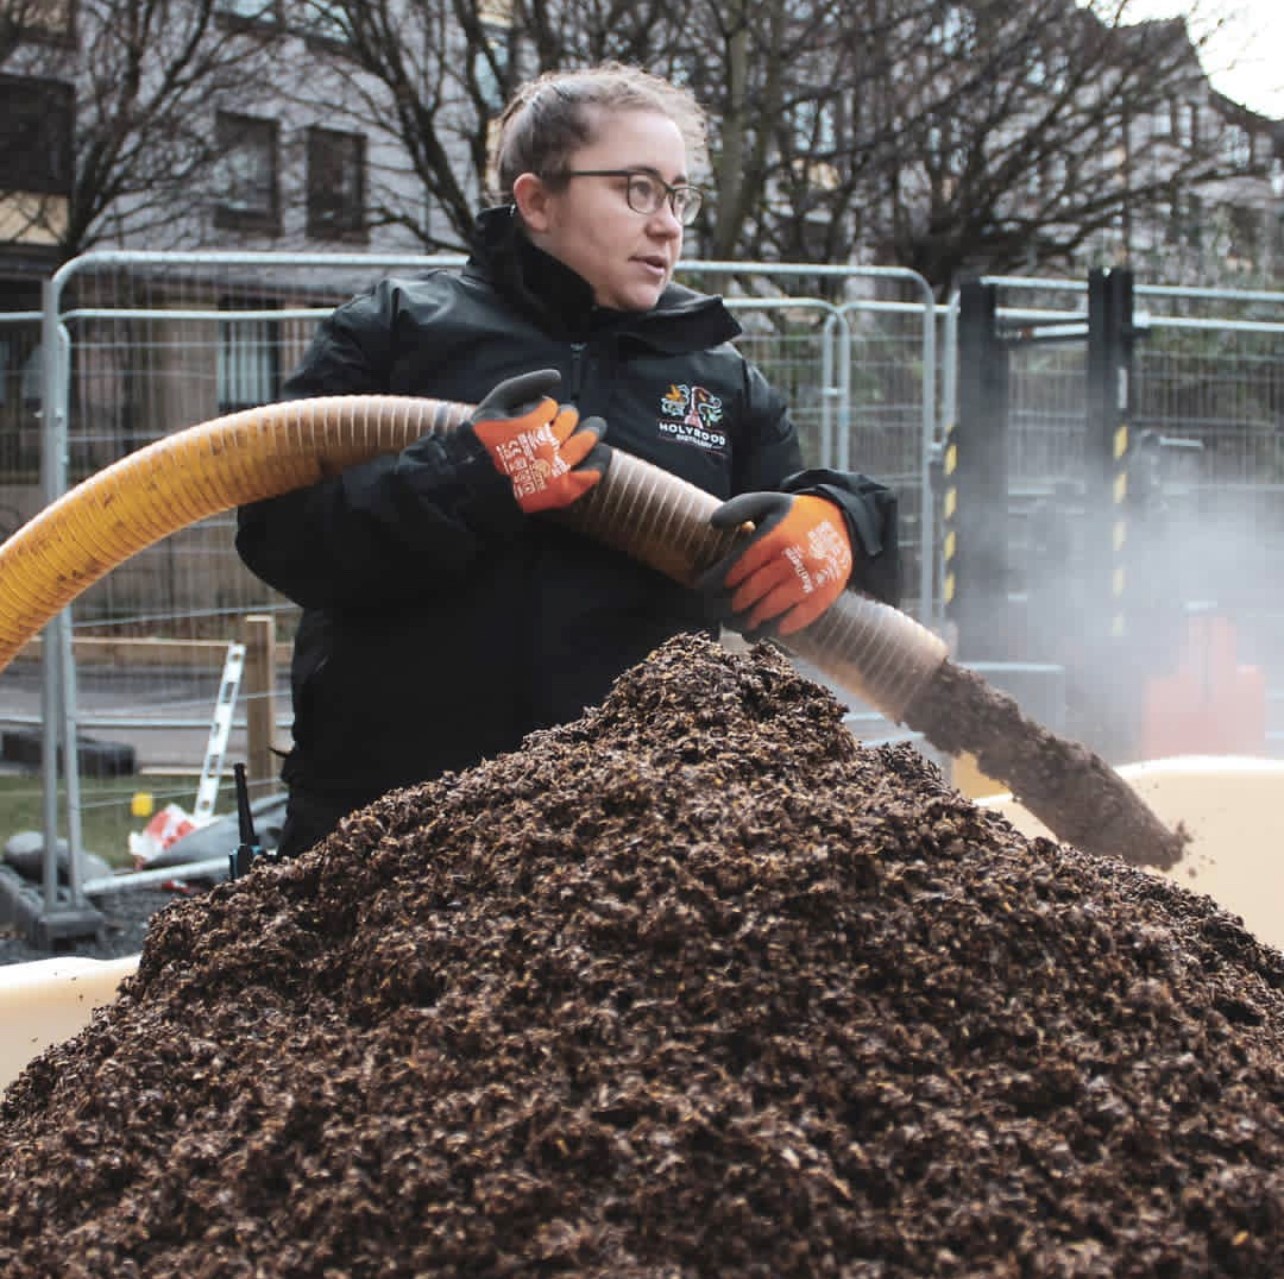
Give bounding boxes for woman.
[237,62,900,859]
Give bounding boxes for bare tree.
[283,0,724,250]
[0,0,54,65]
[849,0,1263,293]
[294,0,863,254]
[1,0,278,260]
[268,0,513,250]
[657,0,1265,294]
[283,0,1272,290]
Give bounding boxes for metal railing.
[4,250,938,929]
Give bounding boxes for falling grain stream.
[900,660,1188,870]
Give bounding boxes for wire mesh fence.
[1,252,936,869]
[945,276,1284,758]
[9,252,1282,875]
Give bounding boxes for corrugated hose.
[0,395,1185,867]
[0,394,947,718]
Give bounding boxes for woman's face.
[515,108,689,312]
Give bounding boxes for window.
[1225,125,1254,169]
[1172,190,1204,250]
[1163,188,1183,245]
[1026,158,1045,202]
[1226,205,1260,264]
[214,112,279,233]
[1175,102,1200,148]
[0,74,74,196]
[471,20,511,114]
[8,0,76,44]
[218,308,280,412]
[0,335,43,408]
[792,97,839,157]
[306,126,365,240]
[1030,49,1069,96]
[927,118,967,175]
[0,302,43,480]
[927,6,975,57]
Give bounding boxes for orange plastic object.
[1140,614,1266,759]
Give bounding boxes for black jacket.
[237,208,899,805]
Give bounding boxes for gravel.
[0,887,193,967]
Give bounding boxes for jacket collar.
[465,205,741,353]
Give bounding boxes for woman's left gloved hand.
[699,491,853,637]
[464,369,609,514]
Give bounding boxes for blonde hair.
[491,62,707,201]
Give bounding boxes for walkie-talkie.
[229,762,262,881]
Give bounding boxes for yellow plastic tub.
[0,954,139,1092]
[978,755,1284,953]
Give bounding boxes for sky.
[1116,0,1284,118]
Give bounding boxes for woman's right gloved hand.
[698,491,853,637]
[464,369,609,514]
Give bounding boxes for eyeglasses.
[549,169,704,226]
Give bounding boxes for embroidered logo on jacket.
[658,383,728,452]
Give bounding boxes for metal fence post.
[37,279,63,913]
[951,280,1011,660]
[916,279,939,630]
[1086,267,1135,643]
[243,614,278,793]
[35,275,102,942]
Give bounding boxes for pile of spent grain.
[2,635,1282,1278]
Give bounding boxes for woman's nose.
[648,202,684,236]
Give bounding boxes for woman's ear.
[512,173,553,232]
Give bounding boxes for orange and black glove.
[465,369,609,514]
[700,491,853,637]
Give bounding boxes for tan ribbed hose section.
[0,396,1182,868]
[0,395,947,716]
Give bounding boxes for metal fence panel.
[943,276,1284,752]
[14,251,1283,889]
[2,250,935,877]
[1133,286,1284,688]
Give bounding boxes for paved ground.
[1,662,283,966]
[0,886,198,965]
